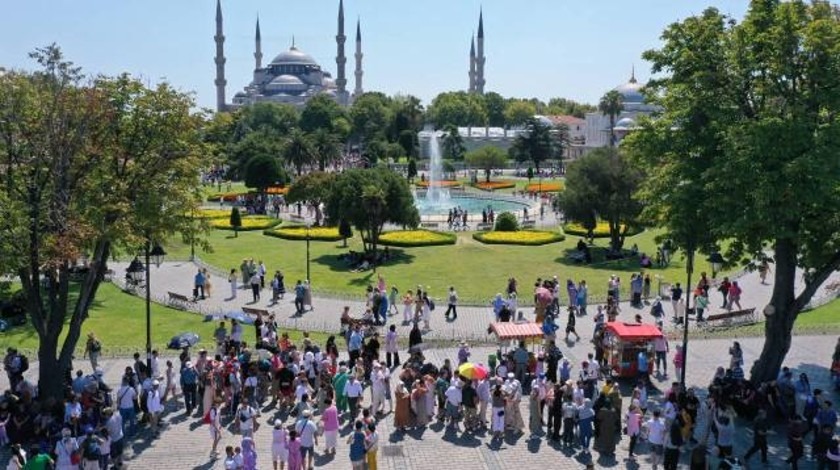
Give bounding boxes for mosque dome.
[270,46,319,66]
[614,117,636,129]
[265,74,307,93]
[614,78,645,105]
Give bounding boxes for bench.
[476,223,493,231]
[242,307,270,317]
[420,222,439,230]
[166,292,195,310]
[701,308,757,328]
[521,220,536,229]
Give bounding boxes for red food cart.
[603,322,663,378]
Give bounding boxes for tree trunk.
[342,237,347,248]
[37,332,69,403]
[485,169,491,183]
[749,239,798,383]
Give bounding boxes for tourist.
[203,268,212,298]
[294,281,305,315]
[223,445,236,470]
[646,409,666,470]
[385,325,399,369]
[491,294,505,321]
[83,332,102,372]
[393,383,411,432]
[208,399,223,458]
[370,363,387,417]
[271,420,289,470]
[249,271,261,303]
[564,306,580,342]
[147,380,164,437]
[491,383,505,439]
[348,421,366,470]
[295,409,318,470]
[228,268,238,299]
[729,341,743,370]
[388,286,399,316]
[577,398,595,453]
[194,268,206,300]
[402,290,414,323]
[654,334,669,378]
[236,397,259,438]
[421,291,432,330]
[787,414,807,469]
[444,379,463,431]
[625,404,642,458]
[286,430,302,470]
[595,399,618,455]
[332,366,349,415]
[743,408,769,465]
[321,399,339,455]
[343,374,364,419]
[444,286,458,321]
[727,281,743,311]
[303,280,313,312]
[670,282,683,322]
[718,277,731,308]
[673,345,684,381]
[759,259,772,284]
[241,436,257,470]
[365,422,380,470]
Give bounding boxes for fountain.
[424,132,450,205]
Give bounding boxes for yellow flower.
[473,230,564,245]
[564,222,624,237]
[196,209,232,219]
[266,226,342,241]
[378,230,456,247]
[210,216,280,230]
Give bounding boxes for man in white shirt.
[104,407,124,468]
[476,378,491,427]
[646,409,667,470]
[150,350,161,379]
[295,409,318,470]
[444,380,463,430]
[370,363,387,417]
[146,380,164,437]
[116,379,138,437]
[236,397,259,437]
[343,376,364,419]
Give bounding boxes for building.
[214,0,364,111]
[543,115,587,159]
[418,126,527,158]
[583,69,660,150]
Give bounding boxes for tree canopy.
[285,171,336,226]
[243,154,287,195]
[465,146,508,182]
[510,117,553,171]
[598,90,623,148]
[0,45,204,400]
[624,0,840,382]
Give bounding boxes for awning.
[490,322,544,341]
[605,322,663,340]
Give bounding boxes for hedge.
[473,230,566,246]
[264,225,343,242]
[563,222,643,238]
[210,216,281,231]
[374,230,456,247]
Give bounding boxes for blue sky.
[0,0,748,110]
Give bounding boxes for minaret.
[468,35,476,92]
[214,0,227,112]
[254,17,263,70]
[335,0,349,106]
[353,19,364,98]
[476,8,486,94]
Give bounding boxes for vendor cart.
[603,322,663,378]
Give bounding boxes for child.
[286,430,301,470]
[99,428,111,470]
[366,422,379,470]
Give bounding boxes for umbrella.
[225,310,254,325]
[535,286,553,304]
[458,362,489,380]
[167,332,199,350]
[409,343,429,353]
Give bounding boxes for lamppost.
[680,247,694,390]
[708,252,724,279]
[305,221,311,284]
[143,242,166,373]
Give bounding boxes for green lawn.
[166,227,712,305]
[0,283,329,356]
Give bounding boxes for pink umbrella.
[458,362,489,380]
[535,286,553,304]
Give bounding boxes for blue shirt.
[637,352,649,372]
[195,272,205,286]
[379,296,389,315]
[349,331,363,352]
[349,431,366,461]
[295,284,306,299]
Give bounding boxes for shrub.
[376,230,456,247]
[525,182,565,193]
[211,215,279,231]
[264,226,343,242]
[473,230,565,246]
[471,180,516,191]
[563,221,642,238]
[494,212,519,232]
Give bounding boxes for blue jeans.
[119,407,137,437]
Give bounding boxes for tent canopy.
[605,322,663,340]
[490,322,544,341]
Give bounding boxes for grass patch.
[210,216,281,231]
[167,227,715,305]
[0,283,329,355]
[473,230,565,246]
[265,226,343,242]
[376,230,456,247]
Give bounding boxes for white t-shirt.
[296,419,317,447]
[117,386,137,410]
[344,380,363,398]
[647,418,666,445]
[238,406,256,431]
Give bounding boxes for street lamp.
[305,221,311,285]
[680,247,695,390]
[126,257,144,287]
[144,242,166,374]
[708,252,724,279]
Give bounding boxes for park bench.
[700,307,757,329]
[166,292,195,310]
[420,222,439,230]
[476,223,493,231]
[521,220,536,229]
[242,307,270,318]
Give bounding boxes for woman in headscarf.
[241,435,257,470]
[528,387,542,436]
[411,380,429,428]
[394,383,411,431]
[595,399,618,455]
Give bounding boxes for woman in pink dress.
[286,429,302,470]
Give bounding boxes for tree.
[338,219,353,248]
[510,117,552,173]
[625,0,840,383]
[483,92,507,127]
[559,148,642,251]
[285,172,336,226]
[282,129,314,176]
[546,97,596,118]
[230,207,242,237]
[465,146,508,182]
[300,94,346,134]
[598,90,623,147]
[407,158,418,183]
[234,102,298,138]
[349,92,392,145]
[550,123,571,160]
[229,130,284,179]
[325,168,419,255]
[309,129,341,171]
[426,91,487,128]
[442,124,466,160]
[397,129,418,159]
[504,99,537,127]
[243,154,287,197]
[0,46,203,401]
[526,167,534,183]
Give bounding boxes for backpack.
[82,437,101,460]
[18,355,28,373]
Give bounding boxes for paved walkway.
[3,335,836,469]
[108,256,840,344]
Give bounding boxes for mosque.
[583,68,660,149]
[213,0,363,111]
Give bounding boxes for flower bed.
[471,180,516,191]
[415,180,461,188]
[206,192,244,202]
[473,230,565,246]
[264,225,343,242]
[266,186,289,195]
[196,208,233,219]
[376,230,456,247]
[563,222,642,238]
[525,182,565,193]
[210,216,281,231]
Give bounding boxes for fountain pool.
[414,191,530,217]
